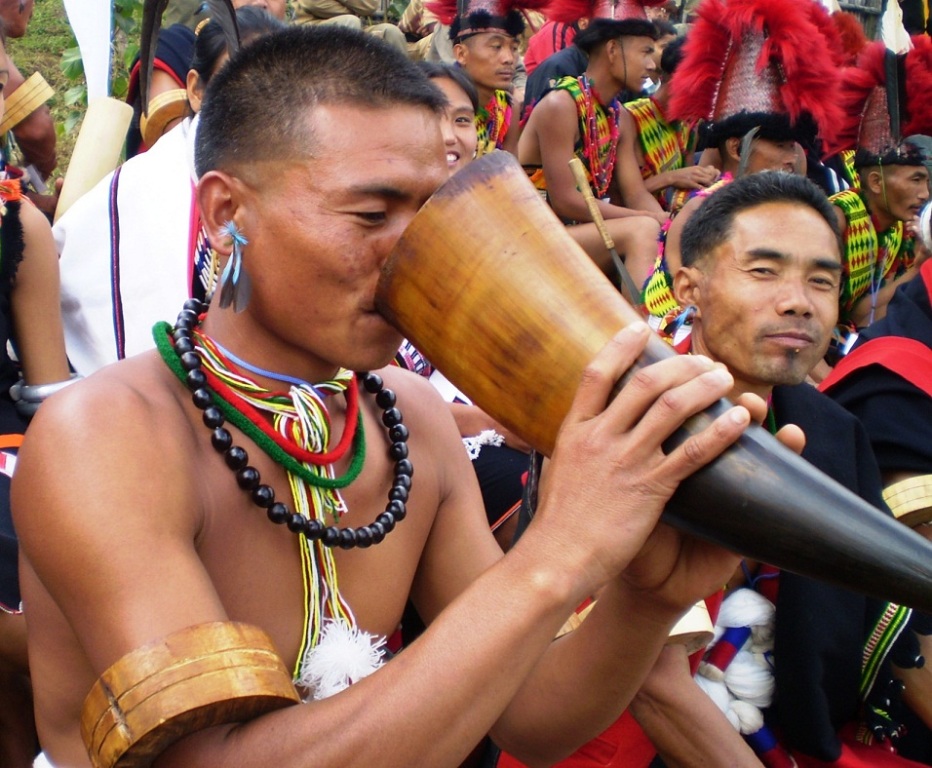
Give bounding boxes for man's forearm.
[629,646,765,768]
[12,105,57,179]
[157,539,588,768]
[491,578,682,766]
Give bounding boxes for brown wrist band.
[81,621,300,768]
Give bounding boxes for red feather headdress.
[824,36,931,165]
[545,0,667,23]
[667,0,844,149]
[831,11,868,67]
[428,0,549,38]
[903,34,932,139]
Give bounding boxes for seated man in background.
[619,35,718,215]
[428,0,544,156]
[822,37,932,344]
[519,18,664,289]
[667,171,932,766]
[292,0,408,53]
[0,0,55,181]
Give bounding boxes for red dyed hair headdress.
[667,0,844,149]
[545,0,667,23]
[824,35,932,166]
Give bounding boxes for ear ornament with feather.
[218,221,251,313]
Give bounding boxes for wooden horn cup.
[376,152,932,613]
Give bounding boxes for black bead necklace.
[169,299,413,549]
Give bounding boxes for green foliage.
[387,0,409,22]
[59,0,144,136]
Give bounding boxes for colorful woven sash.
[552,75,620,199]
[624,97,693,212]
[831,189,911,322]
[641,175,734,318]
[476,89,512,157]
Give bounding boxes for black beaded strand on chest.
[171,298,413,549]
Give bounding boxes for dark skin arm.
[630,644,764,768]
[4,56,56,179]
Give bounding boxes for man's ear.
[197,170,246,256]
[723,137,742,164]
[453,42,468,66]
[864,167,884,196]
[673,264,703,313]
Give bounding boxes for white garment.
[33,753,58,768]
[54,116,200,376]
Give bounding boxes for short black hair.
[196,26,446,177]
[190,7,284,86]
[660,34,686,76]
[653,19,677,38]
[705,111,818,151]
[418,60,479,113]
[680,171,841,267]
[574,18,658,55]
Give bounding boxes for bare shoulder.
[18,195,53,238]
[519,89,575,166]
[18,351,192,461]
[530,88,575,126]
[14,351,201,558]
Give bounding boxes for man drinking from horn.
[14,25,767,768]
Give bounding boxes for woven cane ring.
[883,474,932,528]
[81,621,300,768]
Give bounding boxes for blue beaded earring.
[218,221,251,313]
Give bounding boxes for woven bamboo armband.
[883,474,932,528]
[81,621,300,768]
[0,72,54,134]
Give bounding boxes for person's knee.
[610,216,662,286]
[368,23,408,54]
[320,14,364,29]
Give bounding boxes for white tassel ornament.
[297,619,386,701]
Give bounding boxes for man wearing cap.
[822,37,932,350]
[428,0,547,155]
